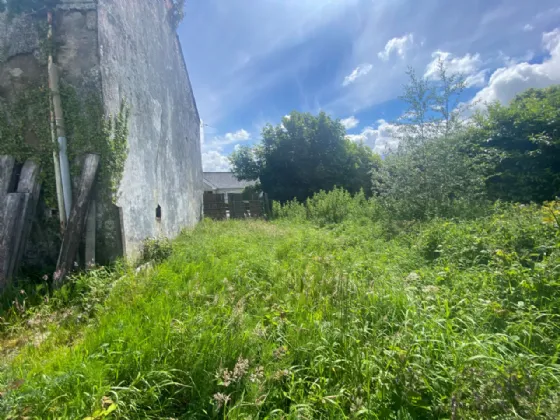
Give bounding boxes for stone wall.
[98,0,203,259]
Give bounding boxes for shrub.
[141,237,173,263]
[274,188,378,226]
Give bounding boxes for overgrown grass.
[1,199,559,418]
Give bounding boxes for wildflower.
[233,356,249,380]
[272,369,290,380]
[253,324,267,338]
[233,298,245,317]
[406,272,420,282]
[216,367,233,387]
[273,345,287,360]
[213,392,230,409]
[250,366,264,383]
[216,356,250,387]
[422,285,439,294]
[350,397,363,413]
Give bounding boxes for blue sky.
[177,0,560,171]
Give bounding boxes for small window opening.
[156,205,162,221]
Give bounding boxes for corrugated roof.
[203,172,256,190]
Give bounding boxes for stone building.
[0,0,203,263]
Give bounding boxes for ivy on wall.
[0,83,56,205]
[0,0,59,17]
[0,2,132,208]
[61,84,130,205]
[0,83,130,208]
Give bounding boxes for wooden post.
[0,156,16,233]
[14,161,42,272]
[0,156,17,197]
[85,199,96,268]
[54,154,100,286]
[264,193,271,219]
[0,193,31,290]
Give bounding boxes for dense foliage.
[0,84,129,208]
[1,192,559,418]
[372,64,559,221]
[472,85,560,203]
[230,111,380,203]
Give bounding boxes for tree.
[397,59,467,145]
[472,85,560,203]
[230,111,379,203]
[372,61,487,220]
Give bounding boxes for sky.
[177,0,560,171]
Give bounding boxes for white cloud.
[523,24,534,32]
[202,150,231,172]
[425,51,487,87]
[203,129,252,153]
[471,29,560,108]
[378,33,414,61]
[342,63,373,86]
[224,129,250,143]
[340,116,359,129]
[346,119,399,155]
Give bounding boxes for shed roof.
[203,172,255,190]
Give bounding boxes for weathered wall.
[0,2,103,269]
[0,12,43,102]
[97,0,203,258]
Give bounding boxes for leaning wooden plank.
[0,156,17,222]
[85,199,96,268]
[0,155,16,196]
[14,160,42,274]
[54,154,100,287]
[0,193,30,290]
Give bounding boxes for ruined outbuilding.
[0,0,203,266]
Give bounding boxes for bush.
[141,237,173,263]
[373,134,489,222]
[273,187,378,226]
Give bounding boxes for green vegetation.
[1,33,559,418]
[1,192,559,418]
[472,85,560,203]
[230,111,380,203]
[61,86,130,205]
[0,83,129,208]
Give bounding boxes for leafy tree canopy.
[472,85,560,203]
[372,60,488,220]
[230,111,380,203]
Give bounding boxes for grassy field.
[1,202,560,419]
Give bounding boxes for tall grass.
[1,192,559,418]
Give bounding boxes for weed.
[0,201,559,418]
